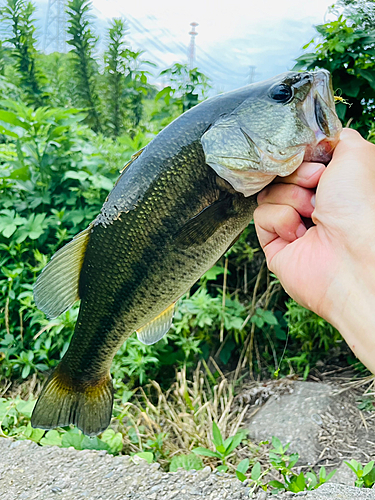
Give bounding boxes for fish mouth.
[301,69,342,164]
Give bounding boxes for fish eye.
[269,84,294,104]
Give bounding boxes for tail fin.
[31,365,114,436]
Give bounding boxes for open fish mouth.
[301,69,342,164]
[201,69,342,197]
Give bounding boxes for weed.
[192,421,246,472]
[0,398,123,454]
[345,459,375,488]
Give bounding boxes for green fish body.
[32,70,342,435]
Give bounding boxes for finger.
[332,128,373,163]
[257,184,315,218]
[254,203,306,251]
[273,162,325,188]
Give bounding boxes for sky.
[37,0,336,93]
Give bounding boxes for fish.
[31,69,342,436]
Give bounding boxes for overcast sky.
[38,0,335,92]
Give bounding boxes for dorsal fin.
[119,147,145,174]
[33,226,92,319]
[136,303,175,345]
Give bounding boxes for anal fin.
[136,303,175,345]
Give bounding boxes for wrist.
[323,256,375,374]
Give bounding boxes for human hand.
[254,128,375,372]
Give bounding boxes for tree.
[66,0,101,133]
[294,2,375,134]
[159,63,211,112]
[103,18,154,138]
[1,0,45,105]
[103,18,128,137]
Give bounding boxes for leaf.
[203,266,226,280]
[61,429,84,450]
[262,310,278,325]
[40,429,63,447]
[22,364,31,379]
[169,453,203,472]
[271,436,283,453]
[100,429,123,454]
[64,170,90,182]
[134,452,153,463]
[91,175,113,192]
[0,110,29,129]
[192,447,221,458]
[16,399,36,418]
[212,422,224,451]
[219,339,236,365]
[344,460,360,475]
[319,466,326,480]
[236,458,250,475]
[236,470,247,482]
[23,422,45,442]
[289,453,299,468]
[325,469,337,483]
[224,431,245,455]
[289,472,306,492]
[251,462,261,480]
[305,472,318,489]
[269,480,285,490]
[363,461,374,477]
[217,465,228,472]
[81,435,110,451]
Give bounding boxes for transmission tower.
[248,65,256,84]
[188,22,198,69]
[43,0,68,53]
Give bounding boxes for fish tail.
[31,364,114,436]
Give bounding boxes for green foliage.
[1,0,45,104]
[134,451,154,463]
[284,300,342,374]
[0,0,368,415]
[169,453,204,472]
[0,397,123,453]
[104,18,128,137]
[39,52,75,108]
[294,3,375,133]
[66,0,101,132]
[236,460,268,495]
[268,437,336,493]
[103,18,154,137]
[192,421,246,472]
[345,459,375,488]
[154,63,211,126]
[0,97,121,380]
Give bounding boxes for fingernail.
[296,223,306,238]
[311,194,316,208]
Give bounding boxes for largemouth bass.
[31,70,342,436]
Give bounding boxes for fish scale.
[31,70,342,436]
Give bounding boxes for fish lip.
[299,69,342,163]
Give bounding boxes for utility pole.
[43,0,67,53]
[188,22,198,69]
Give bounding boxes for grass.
[114,363,252,470]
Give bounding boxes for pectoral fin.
[175,196,233,249]
[136,303,175,345]
[33,226,92,319]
